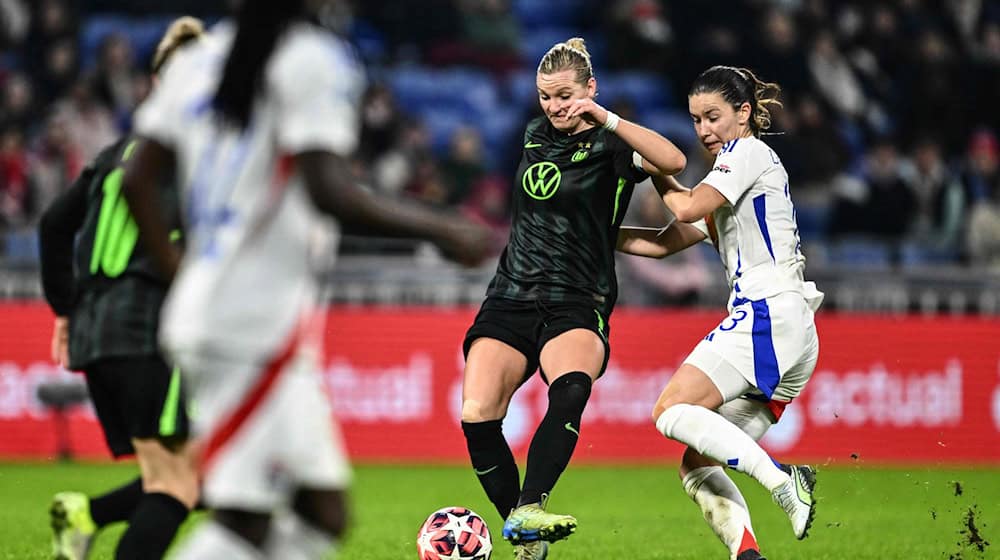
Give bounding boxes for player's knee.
[133,438,199,507]
[652,402,692,436]
[461,398,502,423]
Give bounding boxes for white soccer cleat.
[770,465,817,540]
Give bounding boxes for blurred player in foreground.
[37,17,205,560]
[460,37,686,559]
[121,1,492,559]
[618,66,822,560]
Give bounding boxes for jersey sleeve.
[609,132,649,184]
[700,138,769,205]
[271,32,364,156]
[38,160,94,316]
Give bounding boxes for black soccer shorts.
[463,296,611,384]
[84,355,190,457]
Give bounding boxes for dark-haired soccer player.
[121,1,492,558]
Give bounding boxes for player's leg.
[680,398,777,560]
[115,438,197,560]
[172,349,288,558]
[504,307,606,545]
[262,488,348,560]
[51,363,143,560]
[262,350,352,559]
[655,295,818,539]
[115,360,198,559]
[461,299,538,521]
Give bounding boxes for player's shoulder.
[273,23,358,72]
[524,115,549,138]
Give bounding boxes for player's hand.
[50,316,69,368]
[565,98,610,127]
[435,216,494,267]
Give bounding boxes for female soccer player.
[121,1,491,558]
[618,66,823,560]
[38,17,204,560]
[460,37,686,559]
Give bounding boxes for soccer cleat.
[514,540,549,559]
[502,504,576,544]
[50,492,96,560]
[770,464,817,540]
[736,550,766,560]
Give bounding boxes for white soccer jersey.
[699,136,809,303]
[135,21,365,363]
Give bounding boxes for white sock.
[172,520,264,560]
[656,403,788,491]
[263,511,337,560]
[683,466,757,559]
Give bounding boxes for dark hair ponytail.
[689,66,782,136]
[214,0,305,129]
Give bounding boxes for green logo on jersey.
[90,141,139,278]
[522,161,561,200]
[525,142,543,149]
[571,149,589,162]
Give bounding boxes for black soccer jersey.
[486,116,648,316]
[38,137,180,369]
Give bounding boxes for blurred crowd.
[1,0,999,293]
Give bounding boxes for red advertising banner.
[1,302,998,464]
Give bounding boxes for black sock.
[89,477,144,527]
[115,493,189,560]
[519,372,592,507]
[462,419,520,519]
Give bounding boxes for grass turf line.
[0,462,995,559]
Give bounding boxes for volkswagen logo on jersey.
[522,161,562,200]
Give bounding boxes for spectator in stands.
[806,30,866,123]
[451,0,521,74]
[829,137,916,252]
[1,72,36,133]
[35,37,80,108]
[358,83,404,165]
[0,125,30,227]
[92,32,137,118]
[52,79,119,162]
[439,126,489,206]
[964,129,1000,268]
[0,0,29,49]
[606,0,675,75]
[901,137,965,254]
[751,8,811,97]
[27,110,81,222]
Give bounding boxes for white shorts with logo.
[684,291,819,404]
[175,341,351,511]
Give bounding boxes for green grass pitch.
[0,461,995,559]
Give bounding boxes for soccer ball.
[416,506,492,560]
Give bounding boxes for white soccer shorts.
[684,291,819,404]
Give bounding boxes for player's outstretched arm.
[297,151,493,267]
[617,222,708,259]
[564,98,685,176]
[121,139,181,280]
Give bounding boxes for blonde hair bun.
[152,16,205,74]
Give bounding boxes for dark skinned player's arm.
[296,151,489,266]
[122,138,180,281]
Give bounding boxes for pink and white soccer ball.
[416,506,492,560]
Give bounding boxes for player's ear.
[737,102,751,127]
[587,77,596,98]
